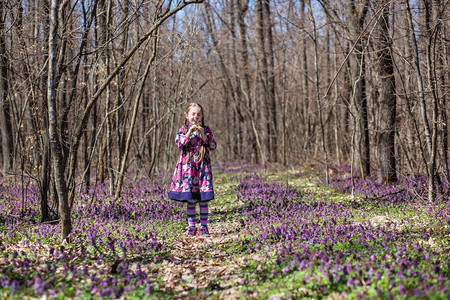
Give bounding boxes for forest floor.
[0,163,449,299]
[152,167,349,299]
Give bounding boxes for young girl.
[168,103,217,236]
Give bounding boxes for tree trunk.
[310,3,330,184]
[346,0,370,177]
[263,0,277,162]
[300,0,311,155]
[333,38,341,164]
[228,0,241,160]
[0,2,14,174]
[255,0,270,163]
[237,0,258,163]
[96,0,108,184]
[83,67,90,192]
[40,134,50,221]
[375,5,397,183]
[40,0,52,220]
[431,0,449,181]
[114,0,130,175]
[405,0,435,201]
[47,0,72,240]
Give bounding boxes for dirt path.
[149,219,246,298]
[148,179,249,299]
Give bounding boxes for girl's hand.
[197,126,206,141]
[187,125,195,136]
[188,124,206,141]
[186,124,202,138]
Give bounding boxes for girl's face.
[186,106,203,124]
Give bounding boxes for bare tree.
[0,1,14,175]
[346,0,370,177]
[237,0,260,163]
[263,0,277,162]
[430,0,449,181]
[374,3,397,183]
[255,0,270,163]
[309,0,330,183]
[405,0,437,201]
[299,0,312,155]
[47,0,71,240]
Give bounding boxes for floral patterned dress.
[168,125,217,203]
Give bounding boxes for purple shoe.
[200,226,210,237]
[187,226,197,236]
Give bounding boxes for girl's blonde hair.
[184,103,206,164]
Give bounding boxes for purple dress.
[168,125,217,203]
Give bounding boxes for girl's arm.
[175,127,190,149]
[203,126,217,151]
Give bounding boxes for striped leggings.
[186,201,208,227]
